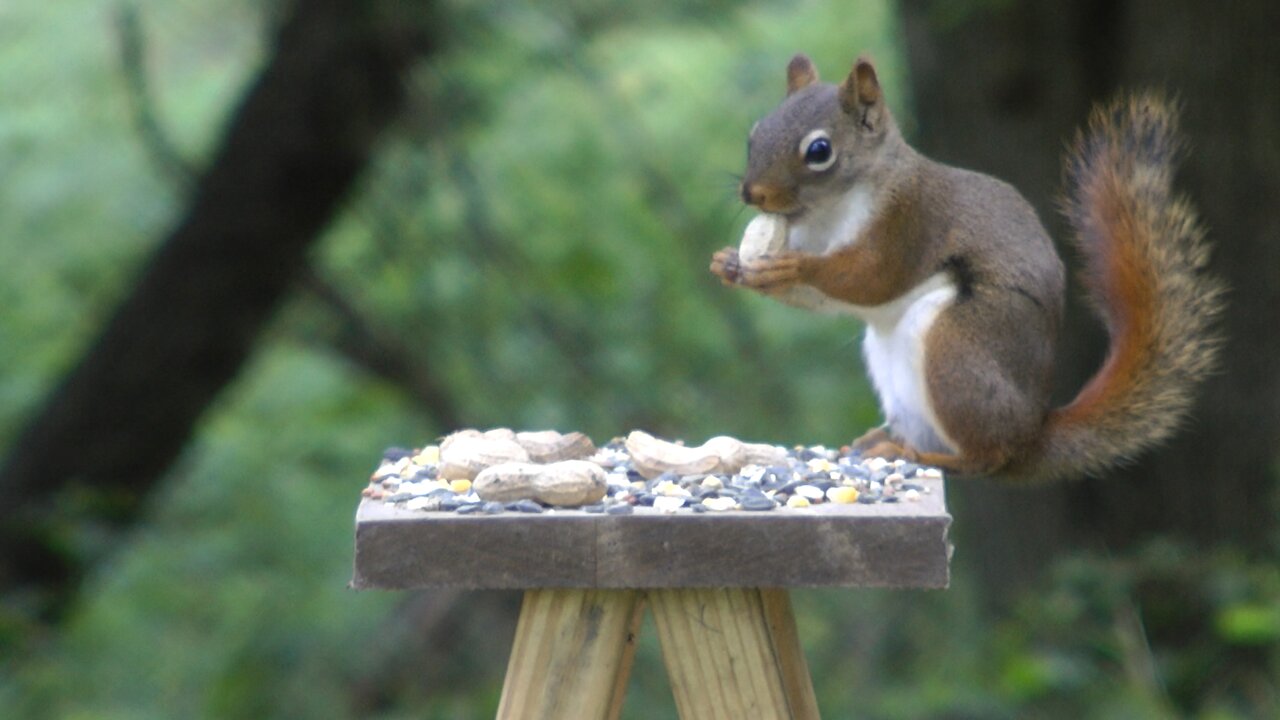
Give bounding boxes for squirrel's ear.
[839,56,882,115]
[786,53,819,96]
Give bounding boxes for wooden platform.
[352,476,951,590]
[352,477,951,719]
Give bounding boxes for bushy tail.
[1019,94,1224,482]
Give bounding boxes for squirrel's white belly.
[859,274,959,454]
[775,187,959,452]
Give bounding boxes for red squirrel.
[710,54,1223,481]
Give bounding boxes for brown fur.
[843,57,881,111]
[786,54,819,96]
[713,57,1223,482]
[1014,94,1225,481]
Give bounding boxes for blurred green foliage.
[1,0,1276,718]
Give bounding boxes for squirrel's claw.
[739,252,804,291]
[862,438,990,476]
[710,247,742,285]
[861,439,920,463]
[850,426,897,453]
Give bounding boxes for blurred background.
[1,0,1277,717]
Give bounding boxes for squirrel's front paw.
[739,252,805,291]
[710,247,743,285]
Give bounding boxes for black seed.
[382,447,412,462]
[842,464,869,480]
[777,480,805,495]
[739,489,776,511]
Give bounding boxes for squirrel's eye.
[800,131,836,171]
[805,139,831,164]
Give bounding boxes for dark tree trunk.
[0,0,434,618]
[899,0,1280,593]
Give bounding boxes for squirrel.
[710,53,1223,482]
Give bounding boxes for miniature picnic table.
[352,476,951,719]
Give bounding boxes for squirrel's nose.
[742,182,789,211]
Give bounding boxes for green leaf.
[1215,603,1280,645]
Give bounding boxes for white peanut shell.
[738,213,788,261]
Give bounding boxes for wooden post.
[649,588,819,720]
[497,589,645,720]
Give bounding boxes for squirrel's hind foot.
[850,426,896,452]
[859,440,992,477]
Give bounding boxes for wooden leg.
[649,588,820,720]
[496,589,645,720]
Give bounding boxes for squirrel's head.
[741,54,898,214]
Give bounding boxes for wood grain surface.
[496,589,645,720]
[352,477,950,590]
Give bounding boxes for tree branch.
[113,2,198,188]
[296,268,462,429]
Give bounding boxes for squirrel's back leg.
[858,437,986,475]
[914,294,1058,476]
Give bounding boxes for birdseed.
[362,433,941,515]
